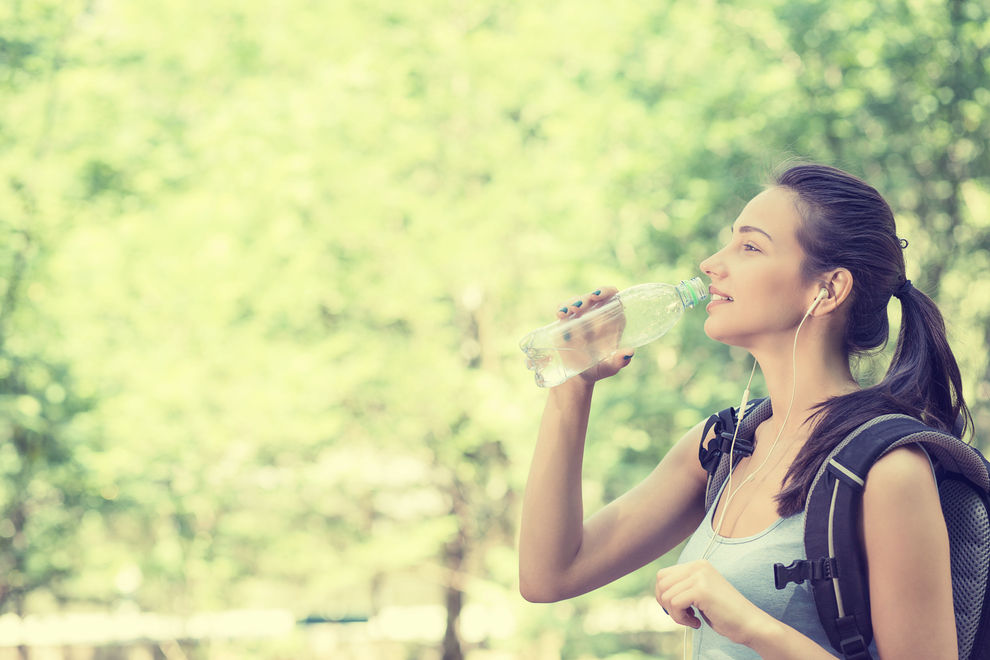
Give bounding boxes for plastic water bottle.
[519,277,709,388]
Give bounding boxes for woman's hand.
[554,286,635,385]
[655,559,771,647]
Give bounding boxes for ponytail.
[883,282,969,434]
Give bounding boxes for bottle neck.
[676,277,709,309]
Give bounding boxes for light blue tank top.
[676,478,878,658]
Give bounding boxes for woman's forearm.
[745,615,840,660]
[518,378,595,602]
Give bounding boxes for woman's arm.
[861,445,957,659]
[759,445,957,658]
[655,560,838,659]
[518,377,711,603]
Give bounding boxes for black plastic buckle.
[699,434,723,473]
[724,431,754,458]
[839,634,869,659]
[773,557,838,589]
[836,615,871,659]
[699,430,755,475]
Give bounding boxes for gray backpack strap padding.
[701,397,773,512]
[939,473,990,660]
[882,430,990,491]
[883,427,990,660]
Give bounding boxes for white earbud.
[806,287,828,315]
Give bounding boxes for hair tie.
[894,279,912,299]
[898,237,909,249]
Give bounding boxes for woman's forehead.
[734,187,803,243]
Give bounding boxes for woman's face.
[699,186,823,350]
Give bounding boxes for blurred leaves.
[0,0,987,657]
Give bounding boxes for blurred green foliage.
[1,0,988,658]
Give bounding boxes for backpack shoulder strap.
[698,397,772,512]
[774,415,985,660]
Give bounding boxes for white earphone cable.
[680,289,825,658]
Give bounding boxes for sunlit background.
[1,0,988,658]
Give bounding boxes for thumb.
[613,349,635,371]
[580,348,636,384]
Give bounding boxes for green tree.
[2,2,988,659]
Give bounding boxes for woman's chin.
[703,319,749,348]
[703,318,726,343]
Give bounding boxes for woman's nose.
[699,248,724,278]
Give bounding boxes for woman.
[518,163,968,658]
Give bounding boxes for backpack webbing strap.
[775,415,946,659]
[699,398,772,512]
[699,405,747,474]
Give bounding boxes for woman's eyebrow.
[733,224,774,242]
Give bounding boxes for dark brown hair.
[773,163,972,516]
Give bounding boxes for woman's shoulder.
[867,442,934,483]
[863,444,939,519]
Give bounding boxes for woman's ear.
[815,268,853,315]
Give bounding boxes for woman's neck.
[750,328,859,438]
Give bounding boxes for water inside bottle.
[520,341,594,388]
[520,300,626,387]
[520,278,705,387]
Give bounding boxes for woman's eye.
[742,243,761,252]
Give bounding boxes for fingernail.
[623,354,633,361]
[559,307,569,314]
[563,332,571,341]
[593,289,601,295]
[572,300,582,308]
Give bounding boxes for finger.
[588,286,618,303]
[557,287,614,319]
[657,584,701,629]
[698,608,712,628]
[602,349,634,372]
[656,569,701,629]
[556,299,580,319]
[668,593,703,629]
[656,567,691,602]
[655,564,688,593]
[581,351,633,383]
[661,579,702,628]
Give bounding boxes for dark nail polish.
[559,307,569,314]
[623,354,633,360]
[563,332,571,341]
[593,289,601,295]
[573,300,582,308]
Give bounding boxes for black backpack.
[699,397,990,660]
